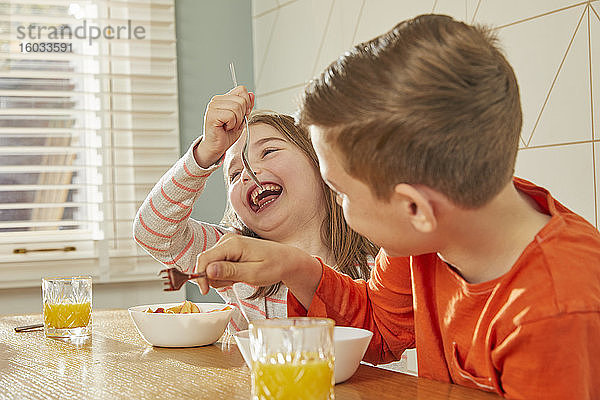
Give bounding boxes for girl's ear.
[393,183,437,233]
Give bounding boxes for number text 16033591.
[20,42,73,52]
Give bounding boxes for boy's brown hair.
[300,14,522,208]
[221,112,378,299]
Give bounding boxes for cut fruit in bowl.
[128,302,233,347]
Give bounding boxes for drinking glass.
[249,317,335,400]
[42,276,92,338]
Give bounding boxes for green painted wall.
[175,0,254,302]
[176,0,254,223]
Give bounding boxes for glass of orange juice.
[42,276,92,338]
[249,317,334,400]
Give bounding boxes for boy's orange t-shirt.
[288,178,600,399]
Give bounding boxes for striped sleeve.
[216,283,289,333]
[216,286,249,333]
[133,137,231,272]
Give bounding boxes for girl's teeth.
[250,184,282,206]
[258,198,276,210]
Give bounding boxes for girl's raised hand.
[194,86,255,168]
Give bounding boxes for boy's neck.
[437,180,551,284]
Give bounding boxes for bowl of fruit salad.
[128,300,233,347]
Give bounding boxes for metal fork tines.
[229,62,263,190]
[159,268,206,292]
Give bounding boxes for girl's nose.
[241,166,261,183]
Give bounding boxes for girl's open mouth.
[248,183,283,212]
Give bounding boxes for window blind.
[0,0,180,288]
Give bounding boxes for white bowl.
[233,325,373,384]
[333,326,374,382]
[128,302,233,347]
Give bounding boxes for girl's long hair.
[221,112,378,299]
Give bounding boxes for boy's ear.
[393,183,437,233]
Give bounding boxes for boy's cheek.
[340,206,360,231]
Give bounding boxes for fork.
[229,62,263,190]
[14,323,44,332]
[159,268,206,291]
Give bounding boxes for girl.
[133,86,377,332]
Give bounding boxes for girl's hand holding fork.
[194,86,254,168]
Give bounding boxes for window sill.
[0,256,163,289]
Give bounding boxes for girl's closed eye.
[229,170,241,182]
[261,148,279,158]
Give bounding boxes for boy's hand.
[194,86,255,168]
[194,234,323,309]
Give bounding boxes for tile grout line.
[493,1,588,30]
[524,5,587,147]
[255,9,280,90]
[312,0,336,76]
[278,0,299,7]
[471,0,484,23]
[519,138,600,151]
[431,0,438,13]
[254,7,278,19]
[586,6,598,228]
[253,0,299,19]
[519,135,528,149]
[351,0,366,45]
[256,82,306,97]
[590,3,600,21]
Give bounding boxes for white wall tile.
[352,0,434,45]
[495,5,587,146]
[516,143,596,226]
[252,0,278,17]
[255,0,334,95]
[252,9,279,89]
[525,10,591,147]
[475,0,581,28]
[255,85,304,115]
[313,0,364,75]
[434,0,483,23]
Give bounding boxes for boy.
[195,14,600,398]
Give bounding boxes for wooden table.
[0,310,500,399]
